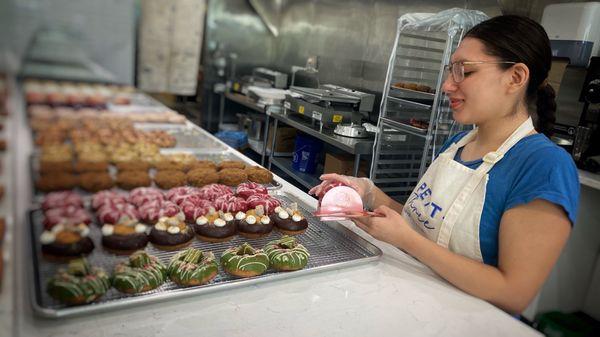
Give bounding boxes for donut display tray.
[134,123,228,151]
[27,193,382,318]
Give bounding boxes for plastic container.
[215,131,248,149]
[534,311,599,337]
[292,134,323,174]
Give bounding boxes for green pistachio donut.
[112,251,167,294]
[167,248,218,286]
[221,242,270,278]
[47,258,111,305]
[263,235,310,271]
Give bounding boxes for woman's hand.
[308,173,376,208]
[353,205,416,248]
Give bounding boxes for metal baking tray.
[134,123,228,152]
[28,191,382,318]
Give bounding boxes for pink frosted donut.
[198,184,233,201]
[138,200,182,224]
[165,186,199,200]
[235,182,268,200]
[213,195,247,213]
[43,206,91,229]
[129,187,164,207]
[92,190,128,210]
[246,195,281,215]
[42,191,83,210]
[97,202,139,224]
[180,199,214,222]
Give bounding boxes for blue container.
[215,131,248,149]
[292,134,323,174]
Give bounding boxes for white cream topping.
[177,211,185,221]
[222,213,234,222]
[245,215,257,225]
[167,226,181,234]
[292,214,303,222]
[213,218,226,227]
[158,216,168,223]
[278,210,290,219]
[274,206,284,214]
[118,215,132,223]
[155,222,167,231]
[260,216,270,225]
[101,224,114,236]
[40,231,55,244]
[196,216,208,225]
[134,223,147,233]
[51,224,65,233]
[80,226,90,237]
[167,217,180,226]
[235,211,246,220]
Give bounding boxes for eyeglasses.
[444,61,517,83]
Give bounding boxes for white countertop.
[7,85,540,337]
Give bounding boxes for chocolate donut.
[149,215,194,251]
[235,206,273,239]
[40,223,95,260]
[193,210,237,242]
[271,204,309,235]
[101,219,149,254]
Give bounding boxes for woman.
[309,15,580,314]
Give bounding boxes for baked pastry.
[92,190,128,210]
[40,223,94,260]
[190,160,217,171]
[128,187,164,207]
[245,167,274,184]
[194,208,236,242]
[97,202,139,224]
[221,243,269,278]
[74,160,109,173]
[36,173,78,192]
[271,204,309,235]
[138,199,182,224]
[154,170,187,189]
[149,215,194,251]
[112,251,167,294]
[47,258,110,305]
[218,161,246,170]
[116,170,151,190]
[235,182,268,200]
[263,236,309,271]
[0,217,5,244]
[101,218,149,254]
[43,205,91,229]
[167,248,218,286]
[115,161,150,172]
[78,172,114,192]
[235,205,273,239]
[180,198,214,223]
[246,194,281,215]
[214,194,248,213]
[154,153,197,172]
[198,184,233,201]
[218,168,247,186]
[42,191,83,210]
[186,168,219,187]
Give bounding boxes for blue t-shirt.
[436,132,580,266]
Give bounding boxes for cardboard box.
[324,153,369,177]
[267,125,297,153]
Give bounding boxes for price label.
[332,114,343,123]
[312,111,322,121]
[298,105,305,114]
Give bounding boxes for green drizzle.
[263,235,310,271]
[112,251,167,294]
[167,248,218,286]
[47,258,111,305]
[221,243,270,277]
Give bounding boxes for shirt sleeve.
[435,131,468,158]
[504,146,580,225]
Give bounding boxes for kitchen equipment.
[231,67,288,95]
[334,123,369,138]
[283,84,375,129]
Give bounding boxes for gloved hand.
[308,173,376,209]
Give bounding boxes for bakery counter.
[11,87,540,337]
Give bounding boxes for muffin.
[79,172,114,192]
[187,168,219,187]
[116,171,151,190]
[154,170,187,189]
[218,168,247,186]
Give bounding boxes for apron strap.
[436,117,535,247]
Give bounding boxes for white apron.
[401,118,535,262]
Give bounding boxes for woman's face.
[442,37,516,126]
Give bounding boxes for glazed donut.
[213,195,248,213]
[149,215,194,251]
[112,251,167,294]
[246,194,281,215]
[271,204,309,235]
[194,209,236,242]
[235,182,268,200]
[101,218,149,254]
[198,184,233,201]
[263,235,310,271]
[138,200,182,224]
[43,206,91,229]
[97,202,139,224]
[42,191,83,210]
[47,258,110,305]
[165,186,202,205]
[92,190,128,210]
[129,187,164,207]
[167,248,218,286]
[180,199,214,222]
[221,243,269,278]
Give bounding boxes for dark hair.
[465,15,556,137]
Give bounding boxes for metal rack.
[370,9,487,202]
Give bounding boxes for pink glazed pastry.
[318,186,364,220]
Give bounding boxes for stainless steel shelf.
[387,96,432,110]
[270,157,321,190]
[247,138,291,157]
[225,91,265,113]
